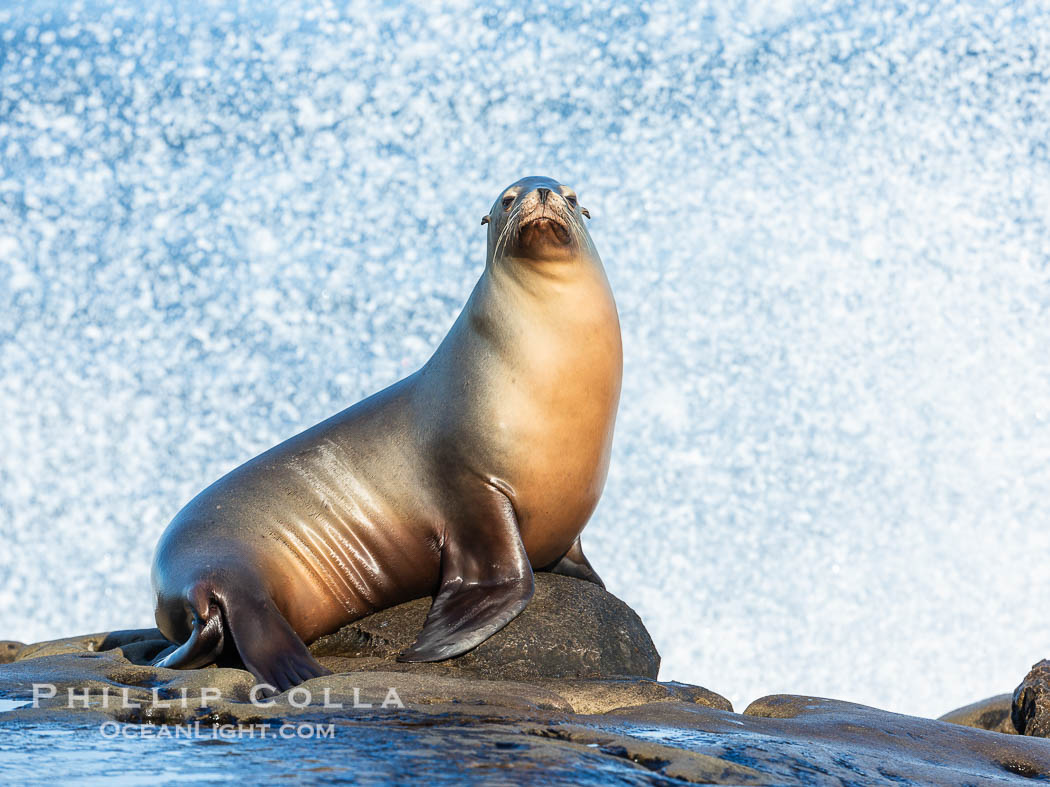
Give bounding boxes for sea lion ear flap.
[581,207,591,219]
[481,215,490,226]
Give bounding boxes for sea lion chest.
[431,273,622,567]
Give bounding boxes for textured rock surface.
[8,584,1050,782]
[598,695,1050,784]
[0,643,724,726]
[14,629,172,664]
[940,694,1017,735]
[1,575,705,725]
[4,641,1050,786]
[309,573,660,680]
[1013,660,1050,737]
[532,677,731,715]
[14,575,659,685]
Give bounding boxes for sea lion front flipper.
[543,536,605,589]
[397,482,534,662]
[220,590,331,692]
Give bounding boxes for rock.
[12,575,659,684]
[15,588,1049,783]
[0,631,720,725]
[939,694,1017,734]
[15,629,171,664]
[741,695,1050,780]
[0,641,24,664]
[309,573,660,680]
[308,656,732,714]
[14,632,111,661]
[0,644,571,724]
[601,695,1050,783]
[533,676,732,714]
[11,575,658,683]
[5,640,1050,785]
[517,716,774,785]
[0,573,678,724]
[1014,659,1050,736]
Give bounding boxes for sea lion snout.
[484,177,596,265]
[483,177,590,236]
[512,191,577,256]
[516,182,571,212]
[517,190,571,229]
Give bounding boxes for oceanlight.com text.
[99,721,336,739]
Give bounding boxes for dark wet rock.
[9,598,1050,784]
[1014,659,1050,737]
[10,696,1049,786]
[516,716,773,784]
[15,629,172,665]
[1,574,705,726]
[14,632,111,661]
[0,645,575,728]
[533,676,731,714]
[309,655,732,714]
[309,573,660,680]
[15,576,658,683]
[603,696,1050,784]
[0,642,712,724]
[0,641,24,664]
[940,694,1017,734]
[6,639,1050,785]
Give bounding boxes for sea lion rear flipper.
[543,536,605,589]
[397,482,534,662]
[154,577,330,692]
[153,596,225,672]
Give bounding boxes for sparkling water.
[2,0,1049,718]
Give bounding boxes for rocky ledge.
[4,574,1050,784]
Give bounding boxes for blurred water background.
[2,0,1049,717]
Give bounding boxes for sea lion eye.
[502,195,515,210]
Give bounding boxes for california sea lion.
[151,176,622,690]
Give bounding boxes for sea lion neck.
[485,240,606,293]
[477,254,611,335]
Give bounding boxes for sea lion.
[151,176,622,691]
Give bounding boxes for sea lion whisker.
[562,208,586,251]
[494,203,525,259]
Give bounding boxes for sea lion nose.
[537,187,551,204]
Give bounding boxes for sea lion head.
[482,176,596,267]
